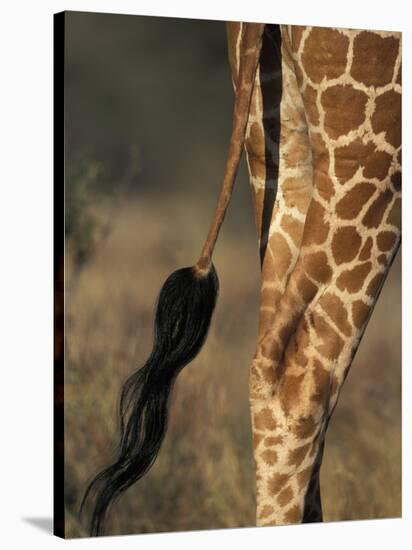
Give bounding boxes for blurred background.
[63,11,401,538]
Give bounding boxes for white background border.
[0,1,410,548]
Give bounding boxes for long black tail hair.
[81,22,265,536]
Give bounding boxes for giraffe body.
[227,23,401,525]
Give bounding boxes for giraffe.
[227,22,401,525]
[82,22,401,534]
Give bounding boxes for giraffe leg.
[250,26,401,525]
[229,25,317,524]
[242,23,313,335]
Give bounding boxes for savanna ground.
[63,11,401,539]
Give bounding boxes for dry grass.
[64,194,401,538]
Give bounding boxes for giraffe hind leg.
[243,25,316,525]
[251,26,401,526]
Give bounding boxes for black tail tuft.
[80,264,219,536]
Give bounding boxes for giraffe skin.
[226,23,401,526]
[227,23,313,336]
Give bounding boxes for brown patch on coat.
[293,347,308,368]
[259,505,274,520]
[362,189,393,228]
[359,237,373,261]
[335,182,376,219]
[314,314,345,360]
[249,121,265,159]
[396,63,402,85]
[378,254,387,265]
[310,132,333,201]
[287,330,308,367]
[291,25,305,53]
[321,85,368,140]
[333,139,391,184]
[391,171,401,193]
[268,473,290,496]
[262,246,276,281]
[277,486,294,507]
[283,504,301,524]
[311,359,331,405]
[363,150,393,180]
[336,262,372,293]
[315,171,335,202]
[288,442,311,467]
[386,198,401,229]
[303,251,332,284]
[371,90,401,149]
[352,299,370,329]
[331,226,362,265]
[284,328,309,368]
[281,214,304,247]
[334,140,374,184]
[318,292,352,337]
[254,407,278,431]
[377,231,397,252]
[301,28,349,83]
[351,32,399,87]
[253,432,264,450]
[276,310,302,350]
[251,188,264,236]
[261,449,278,465]
[293,415,317,439]
[366,272,384,298]
[296,273,318,302]
[246,150,266,180]
[280,372,306,416]
[297,466,313,490]
[261,336,282,362]
[265,435,284,446]
[304,84,320,126]
[258,313,275,339]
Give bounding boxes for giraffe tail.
[81,22,265,537]
[80,264,218,536]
